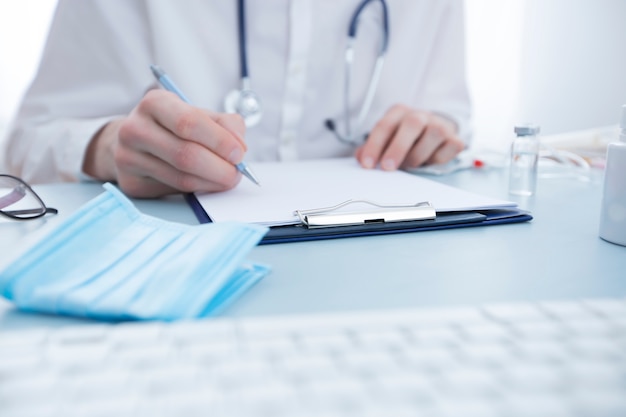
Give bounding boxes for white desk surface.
[1,166,625,330]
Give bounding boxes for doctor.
[5,0,470,198]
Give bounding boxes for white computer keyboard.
[1,298,626,417]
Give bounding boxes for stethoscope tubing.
[348,0,389,54]
[237,0,249,80]
[340,0,390,145]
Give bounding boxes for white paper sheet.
[195,158,517,226]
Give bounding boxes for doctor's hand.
[82,89,247,198]
[355,104,464,171]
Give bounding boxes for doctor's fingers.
[402,123,464,168]
[115,147,242,198]
[116,169,179,198]
[116,120,242,195]
[358,104,426,170]
[425,138,465,166]
[208,112,247,149]
[137,90,247,166]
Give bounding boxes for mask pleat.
[54,224,164,317]
[170,225,268,319]
[2,192,128,307]
[198,262,270,317]
[125,222,266,320]
[86,227,196,320]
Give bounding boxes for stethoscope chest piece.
[224,87,262,127]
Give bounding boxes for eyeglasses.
[0,174,58,220]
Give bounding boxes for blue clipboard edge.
[184,193,213,223]
[184,193,532,245]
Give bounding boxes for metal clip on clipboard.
[294,200,436,228]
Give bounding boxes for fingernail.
[228,147,242,164]
[362,156,375,169]
[381,158,396,170]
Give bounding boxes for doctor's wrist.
[83,119,121,182]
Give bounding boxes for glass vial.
[599,105,626,246]
[508,124,540,196]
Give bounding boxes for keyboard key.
[538,300,597,320]
[410,326,461,347]
[436,399,504,417]
[500,392,576,417]
[277,352,340,382]
[460,343,518,367]
[513,339,572,363]
[298,331,355,353]
[164,318,237,343]
[437,367,500,396]
[0,329,48,349]
[564,317,618,338]
[49,324,109,345]
[402,346,461,372]
[339,350,401,376]
[502,363,567,392]
[512,320,569,340]
[108,322,164,347]
[373,372,438,403]
[573,390,626,417]
[582,298,626,317]
[354,328,409,349]
[460,322,516,343]
[481,302,549,323]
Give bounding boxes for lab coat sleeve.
[4,0,154,183]
[415,1,472,145]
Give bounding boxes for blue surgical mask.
[0,183,269,321]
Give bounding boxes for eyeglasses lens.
[0,176,46,219]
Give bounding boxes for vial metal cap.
[620,104,626,129]
[514,124,540,136]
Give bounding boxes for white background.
[1,0,625,170]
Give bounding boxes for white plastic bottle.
[599,105,626,246]
[509,124,540,196]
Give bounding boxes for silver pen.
[150,65,260,186]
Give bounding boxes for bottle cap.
[514,124,540,136]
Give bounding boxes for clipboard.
[184,158,532,244]
[184,194,532,245]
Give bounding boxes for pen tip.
[236,163,261,186]
[150,64,164,79]
[248,174,261,186]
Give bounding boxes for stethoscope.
[223,0,263,127]
[224,0,389,146]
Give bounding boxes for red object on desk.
[473,159,485,168]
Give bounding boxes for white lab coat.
[4,0,470,183]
